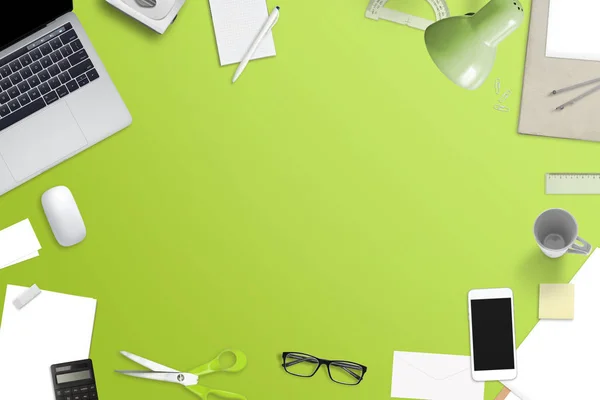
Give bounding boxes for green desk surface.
[0,0,595,399]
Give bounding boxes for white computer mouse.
[41,186,86,247]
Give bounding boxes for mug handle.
[567,236,592,255]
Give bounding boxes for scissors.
[116,349,247,400]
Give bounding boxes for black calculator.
[51,359,99,400]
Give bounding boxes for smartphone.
[468,288,517,381]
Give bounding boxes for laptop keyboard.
[0,23,98,133]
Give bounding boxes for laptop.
[0,1,131,196]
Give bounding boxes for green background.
[0,0,594,399]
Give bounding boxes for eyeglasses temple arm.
[283,355,363,380]
[283,354,319,368]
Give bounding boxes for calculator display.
[56,370,91,384]
[52,359,98,400]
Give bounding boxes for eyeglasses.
[281,352,367,385]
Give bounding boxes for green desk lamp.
[424,0,524,90]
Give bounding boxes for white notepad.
[503,248,600,399]
[0,219,41,270]
[207,0,276,66]
[546,0,600,61]
[0,285,97,399]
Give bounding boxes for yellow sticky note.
[539,284,575,320]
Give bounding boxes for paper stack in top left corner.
[0,219,41,270]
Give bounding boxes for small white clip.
[494,104,510,112]
[495,78,501,95]
[498,89,512,103]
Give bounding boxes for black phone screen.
[471,298,515,371]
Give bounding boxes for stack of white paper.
[0,285,97,399]
[0,219,41,269]
[546,0,600,61]
[207,0,276,66]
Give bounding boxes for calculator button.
[65,397,72,400]
[56,389,64,396]
[79,386,89,392]
[74,396,81,400]
[64,388,72,395]
[72,387,80,394]
[89,392,97,399]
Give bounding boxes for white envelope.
[391,351,484,400]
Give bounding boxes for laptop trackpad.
[0,102,87,182]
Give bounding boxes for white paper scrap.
[0,219,41,270]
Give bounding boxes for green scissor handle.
[185,350,248,400]
[186,386,247,400]
[188,349,247,376]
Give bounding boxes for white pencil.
[232,6,280,83]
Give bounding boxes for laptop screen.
[0,1,73,52]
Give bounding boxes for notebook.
[546,0,600,61]
[0,285,97,399]
[207,0,276,66]
[519,0,600,141]
[502,248,600,399]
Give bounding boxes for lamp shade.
[425,0,524,90]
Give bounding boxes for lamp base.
[106,0,186,34]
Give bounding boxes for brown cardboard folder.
[519,0,600,141]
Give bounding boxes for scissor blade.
[115,371,199,386]
[120,351,179,373]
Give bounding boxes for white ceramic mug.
[534,208,591,258]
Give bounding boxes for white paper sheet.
[207,0,276,66]
[503,248,600,399]
[391,351,484,400]
[506,393,521,400]
[546,0,600,61]
[0,285,97,399]
[0,219,41,270]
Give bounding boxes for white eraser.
[13,284,41,309]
